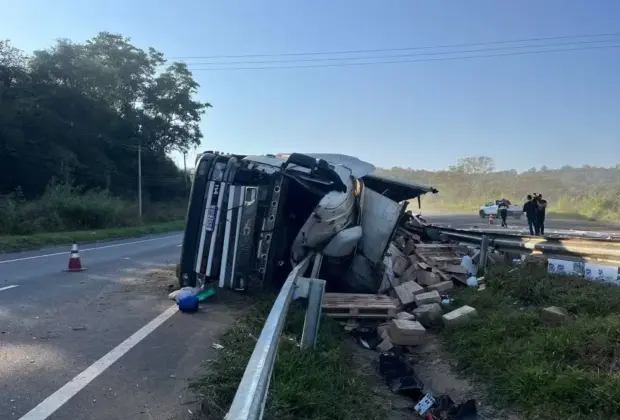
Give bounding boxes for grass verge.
[196,296,386,420]
[0,220,185,252]
[442,265,620,420]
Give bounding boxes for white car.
[479,200,522,219]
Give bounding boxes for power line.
[185,44,620,71]
[171,31,620,59]
[182,38,620,66]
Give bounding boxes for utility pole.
[138,140,143,222]
[183,151,188,189]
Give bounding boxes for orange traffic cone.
[65,242,86,272]
[488,214,494,225]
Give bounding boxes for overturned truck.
[178,152,437,293]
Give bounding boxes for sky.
[3,0,620,172]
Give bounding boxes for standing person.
[523,194,536,235]
[536,193,548,235]
[498,198,509,228]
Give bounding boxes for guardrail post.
[310,252,323,278]
[300,277,326,351]
[478,235,489,276]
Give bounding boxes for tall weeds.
[0,181,186,235]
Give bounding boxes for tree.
[141,61,212,153]
[448,156,495,175]
[0,32,210,201]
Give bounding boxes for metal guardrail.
[433,227,620,266]
[225,253,326,420]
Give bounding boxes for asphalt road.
[0,233,238,420]
[424,212,620,239]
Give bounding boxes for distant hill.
[377,157,620,221]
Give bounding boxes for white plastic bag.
[460,255,477,276]
[168,286,203,302]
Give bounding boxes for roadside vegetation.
[0,182,186,235]
[441,265,620,420]
[196,297,385,420]
[0,220,184,253]
[0,33,206,248]
[379,156,620,223]
[0,181,187,251]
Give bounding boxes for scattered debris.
[169,285,202,302]
[379,352,424,398]
[388,319,426,346]
[395,311,416,321]
[393,281,425,306]
[443,306,478,328]
[466,276,479,287]
[196,287,217,302]
[377,335,394,352]
[540,306,570,325]
[413,303,443,329]
[211,343,224,350]
[321,213,493,417]
[414,290,442,306]
[427,280,454,294]
[322,293,398,327]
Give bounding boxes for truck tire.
[479,210,486,218]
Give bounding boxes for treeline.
[0,33,210,234]
[378,156,620,221]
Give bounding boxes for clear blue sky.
[4,0,620,171]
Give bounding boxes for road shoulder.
[0,221,184,253]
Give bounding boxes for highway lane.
[0,233,237,420]
[423,212,620,239]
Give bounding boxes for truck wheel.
[479,210,486,218]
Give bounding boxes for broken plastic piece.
[466,276,478,287]
[196,287,216,302]
[414,394,436,415]
[352,327,382,350]
[379,352,424,400]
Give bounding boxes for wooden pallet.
[322,293,398,319]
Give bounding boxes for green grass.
[442,265,620,420]
[196,297,386,420]
[0,220,185,252]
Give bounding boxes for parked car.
[479,200,522,219]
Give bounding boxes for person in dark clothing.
[535,193,548,235]
[498,198,509,228]
[523,194,537,235]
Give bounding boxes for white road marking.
[177,244,182,247]
[0,235,182,265]
[19,304,179,420]
[0,285,19,292]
